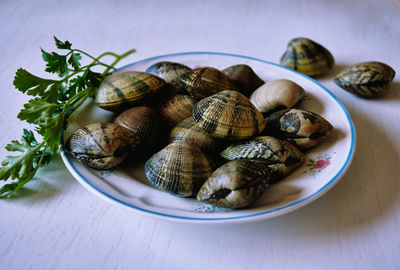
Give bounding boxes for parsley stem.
[13,142,47,194]
[71,93,89,111]
[72,49,114,70]
[64,88,88,109]
[101,49,137,76]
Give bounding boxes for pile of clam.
[66,37,395,209]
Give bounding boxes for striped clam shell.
[220,136,304,181]
[263,108,333,150]
[250,79,305,114]
[145,61,191,90]
[334,61,395,98]
[145,142,214,197]
[192,90,266,140]
[222,64,265,97]
[178,67,236,100]
[196,159,273,209]
[95,71,165,112]
[170,117,223,154]
[66,123,140,169]
[159,94,197,128]
[280,37,334,77]
[113,106,160,157]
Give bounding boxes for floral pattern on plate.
[192,203,233,213]
[304,152,336,177]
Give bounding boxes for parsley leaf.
[41,48,68,76]
[54,36,72,50]
[38,113,65,154]
[68,52,81,71]
[1,37,136,198]
[17,98,59,124]
[13,68,58,96]
[0,135,37,180]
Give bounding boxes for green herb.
[0,37,136,197]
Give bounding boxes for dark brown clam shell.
[178,67,236,100]
[222,64,264,97]
[159,94,197,128]
[113,106,161,158]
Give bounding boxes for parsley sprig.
[0,37,136,197]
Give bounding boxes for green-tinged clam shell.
[334,61,395,98]
[178,67,236,100]
[250,79,305,114]
[222,64,264,97]
[263,108,333,150]
[95,71,165,112]
[192,90,266,140]
[170,117,223,154]
[66,123,140,169]
[145,142,214,197]
[196,159,273,209]
[159,94,197,128]
[220,136,304,181]
[145,61,192,91]
[280,37,334,77]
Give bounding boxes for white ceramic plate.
[60,52,356,224]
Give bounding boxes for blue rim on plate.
[61,51,356,223]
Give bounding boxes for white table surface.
[1,0,399,269]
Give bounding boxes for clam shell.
[145,61,191,90]
[196,159,273,209]
[334,61,395,98]
[280,37,334,77]
[250,79,305,114]
[222,64,264,97]
[113,106,161,157]
[170,117,223,154]
[178,67,236,100]
[66,123,140,169]
[263,109,333,150]
[160,94,197,127]
[95,71,165,112]
[220,136,304,181]
[192,90,266,140]
[145,142,214,197]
